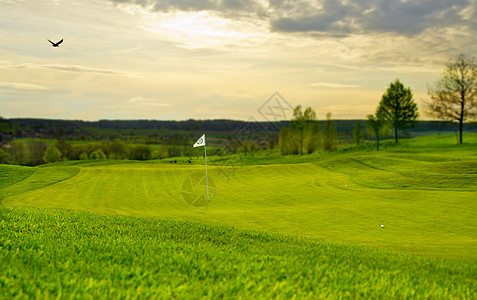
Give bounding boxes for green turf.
[0,206,475,298]
[1,134,476,297]
[1,134,476,261]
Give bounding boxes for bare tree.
[427,53,477,144]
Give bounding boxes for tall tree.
[303,107,320,154]
[291,106,305,155]
[278,127,290,155]
[427,53,477,144]
[290,105,319,155]
[378,79,419,143]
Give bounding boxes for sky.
[0,0,476,121]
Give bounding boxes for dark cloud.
[270,0,476,36]
[109,0,264,16]
[107,0,476,37]
[361,0,475,35]
[270,0,358,34]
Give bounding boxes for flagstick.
[204,137,209,204]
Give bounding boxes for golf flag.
[193,134,206,147]
[192,133,209,205]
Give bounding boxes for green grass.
[1,206,475,298]
[1,133,477,297]
[1,135,477,260]
[0,165,36,189]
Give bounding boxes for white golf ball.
[381,225,384,228]
[345,185,347,187]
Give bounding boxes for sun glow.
[139,10,267,49]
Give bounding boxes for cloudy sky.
[0,0,475,121]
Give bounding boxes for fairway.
[2,136,477,261]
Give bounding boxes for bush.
[90,149,106,160]
[0,148,8,164]
[79,152,89,160]
[43,145,62,163]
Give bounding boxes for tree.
[55,140,73,160]
[279,127,297,155]
[290,105,320,155]
[291,105,306,155]
[79,152,89,160]
[129,145,151,160]
[43,145,62,163]
[7,141,27,165]
[366,112,387,151]
[28,141,47,165]
[322,113,337,151]
[304,109,320,154]
[90,149,106,160]
[352,122,364,145]
[378,79,419,143]
[0,148,8,164]
[427,53,477,144]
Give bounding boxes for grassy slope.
[0,206,475,298]
[1,134,476,261]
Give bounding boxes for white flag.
[193,134,206,147]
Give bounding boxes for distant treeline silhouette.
[1,118,475,145]
[1,117,476,165]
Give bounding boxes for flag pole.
[204,135,209,203]
[193,134,209,206]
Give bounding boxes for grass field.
[1,134,477,297]
[1,206,475,298]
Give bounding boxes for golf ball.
[381,225,384,228]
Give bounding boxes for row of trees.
[278,109,338,155]
[279,78,419,155]
[368,53,477,147]
[279,53,476,154]
[0,140,153,166]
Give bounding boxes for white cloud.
[128,96,172,107]
[0,81,49,90]
[310,82,359,88]
[5,62,144,79]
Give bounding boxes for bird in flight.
[48,39,63,47]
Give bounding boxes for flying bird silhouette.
[48,39,63,47]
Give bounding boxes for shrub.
[43,145,62,163]
[79,152,89,160]
[90,149,106,160]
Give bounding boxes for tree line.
[279,78,419,154]
[0,140,153,166]
[278,53,476,153]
